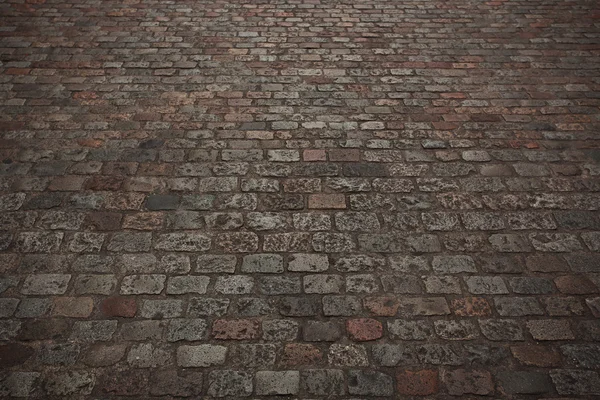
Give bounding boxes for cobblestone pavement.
[1,0,600,398]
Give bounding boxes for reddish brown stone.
[308,194,346,209]
[554,275,598,294]
[212,319,260,340]
[526,255,569,272]
[104,193,146,210]
[18,319,71,341]
[510,345,561,367]
[303,149,326,161]
[101,297,137,318]
[397,369,439,396]
[84,176,124,191]
[85,212,123,231]
[451,297,492,317]
[0,343,34,368]
[346,318,383,341]
[76,138,104,148]
[73,91,98,100]
[441,92,467,99]
[364,296,400,317]
[328,148,360,162]
[280,344,322,366]
[99,369,149,396]
[122,212,164,230]
[83,344,127,367]
[53,297,94,318]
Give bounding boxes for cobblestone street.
[1,0,600,398]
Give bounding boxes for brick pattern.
[0,0,600,397]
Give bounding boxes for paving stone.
[495,297,544,316]
[464,276,509,294]
[511,345,561,367]
[443,369,494,396]
[140,299,183,319]
[101,296,137,318]
[127,343,171,368]
[550,370,600,396]
[288,253,329,272]
[293,213,331,231]
[37,343,80,366]
[107,232,151,252]
[21,274,70,295]
[212,319,260,340]
[167,275,210,294]
[145,194,179,210]
[167,318,207,342]
[256,370,300,395]
[241,253,283,273]
[195,254,237,273]
[262,319,298,341]
[259,276,301,295]
[397,369,439,396]
[149,370,203,397]
[509,276,555,294]
[527,320,574,340]
[177,344,227,367]
[388,319,433,340]
[96,369,149,396]
[372,344,418,366]
[83,344,127,367]
[434,320,479,340]
[303,274,343,294]
[432,255,477,273]
[119,320,166,341]
[120,275,166,295]
[207,370,253,397]
[348,370,394,396]
[281,343,322,366]
[328,344,369,366]
[71,320,118,342]
[323,295,362,316]
[74,274,116,295]
[347,318,383,341]
[479,319,524,341]
[155,232,211,251]
[216,232,259,252]
[52,297,94,318]
[15,232,63,253]
[44,371,95,396]
[397,297,450,316]
[15,298,50,318]
[301,369,345,396]
[451,297,492,317]
[560,344,600,368]
[230,343,277,368]
[347,274,380,293]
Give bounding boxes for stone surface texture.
[0,0,599,397]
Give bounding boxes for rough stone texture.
[255,371,300,395]
[1,0,599,397]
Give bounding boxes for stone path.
[1,0,600,398]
